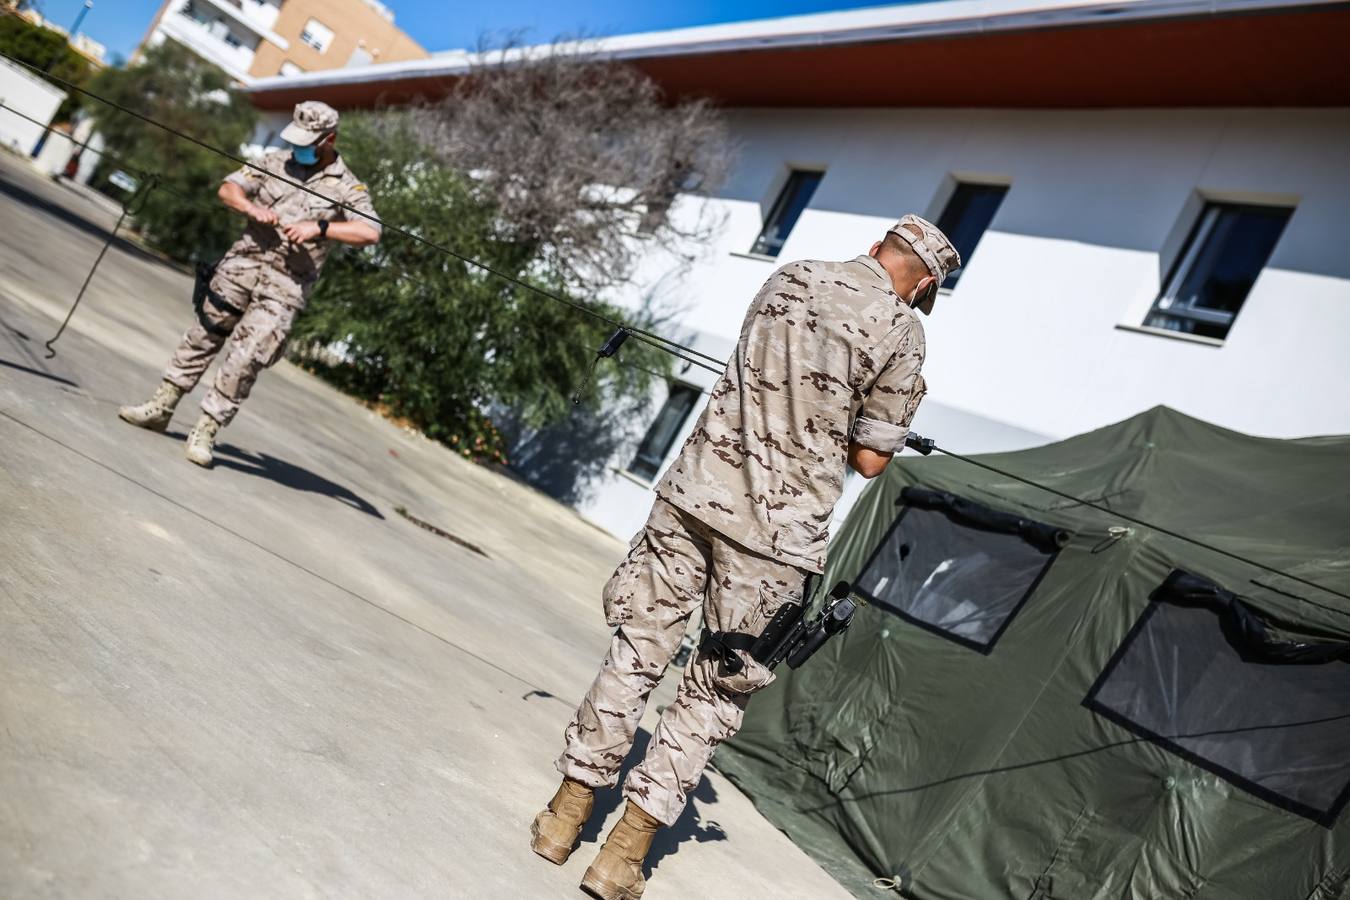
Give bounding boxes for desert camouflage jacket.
[656,254,926,573]
[221,149,379,291]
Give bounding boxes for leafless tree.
[411,38,733,294]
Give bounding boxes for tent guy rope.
[4,49,1347,605]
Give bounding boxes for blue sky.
[34,0,911,64]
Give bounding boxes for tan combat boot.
[530,778,595,865]
[580,800,661,900]
[184,414,221,467]
[117,381,184,432]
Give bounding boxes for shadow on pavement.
[213,443,385,519]
[0,356,80,388]
[0,172,161,267]
[576,727,728,877]
[149,428,384,518]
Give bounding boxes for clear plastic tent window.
[1085,591,1350,826]
[853,503,1059,653]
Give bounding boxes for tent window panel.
[853,504,1058,653]
[1085,596,1350,826]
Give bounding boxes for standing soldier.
[118,101,381,465]
[532,217,960,899]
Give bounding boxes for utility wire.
[3,53,1346,605]
[934,447,1350,604]
[0,50,727,375]
[0,100,720,376]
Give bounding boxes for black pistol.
[751,581,859,671]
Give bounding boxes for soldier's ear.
[869,241,883,257]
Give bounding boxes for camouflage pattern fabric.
[163,257,298,425]
[655,254,927,574]
[558,498,807,826]
[222,148,380,299]
[280,100,339,146]
[158,147,379,426]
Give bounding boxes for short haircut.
[880,227,930,277]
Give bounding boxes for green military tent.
[714,406,1350,899]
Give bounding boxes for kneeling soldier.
[533,216,961,898]
[118,101,381,465]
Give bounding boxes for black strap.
[191,262,245,336]
[700,630,758,675]
[206,291,245,318]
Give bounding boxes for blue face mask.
[290,142,319,165]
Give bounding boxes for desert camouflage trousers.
[162,255,303,426]
[558,497,807,826]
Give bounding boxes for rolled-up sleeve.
[851,322,927,453]
[339,178,382,238]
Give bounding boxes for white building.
[140,0,290,83]
[245,0,1350,541]
[137,0,427,87]
[0,56,67,156]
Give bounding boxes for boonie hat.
[280,101,339,146]
[888,214,961,315]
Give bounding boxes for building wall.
[248,0,426,79]
[576,106,1350,540]
[138,0,425,84]
[141,0,274,82]
[0,56,67,156]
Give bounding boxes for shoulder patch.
[351,183,368,192]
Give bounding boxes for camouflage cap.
[280,101,339,146]
[888,214,961,315]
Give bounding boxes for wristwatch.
[318,219,329,240]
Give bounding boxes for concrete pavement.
[0,151,850,900]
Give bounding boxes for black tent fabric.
[713,407,1350,899]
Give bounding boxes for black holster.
[192,262,244,336]
[701,581,858,674]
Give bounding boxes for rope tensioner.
[571,327,631,405]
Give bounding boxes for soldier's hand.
[248,204,279,226]
[282,220,322,243]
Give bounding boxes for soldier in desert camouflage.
[118,101,381,466]
[533,216,961,899]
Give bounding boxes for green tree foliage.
[85,41,255,264]
[294,112,673,464]
[0,10,95,118]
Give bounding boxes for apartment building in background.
[9,7,107,65]
[138,0,426,84]
[247,0,1350,542]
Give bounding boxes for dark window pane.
[853,500,1058,653]
[628,384,701,481]
[751,170,823,257]
[1145,203,1292,340]
[934,183,1008,289]
[1085,578,1350,825]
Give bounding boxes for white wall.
[31,116,104,184]
[0,57,67,157]
[575,107,1350,539]
[155,0,260,83]
[239,0,283,33]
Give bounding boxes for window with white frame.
[750,169,823,258]
[933,182,1008,289]
[628,383,702,481]
[1144,202,1293,341]
[299,17,335,53]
